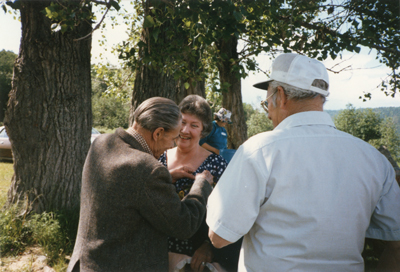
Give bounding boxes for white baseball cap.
[253,53,330,97]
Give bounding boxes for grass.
[0,162,78,271]
[0,161,13,207]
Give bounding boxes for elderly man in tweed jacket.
[68,97,213,272]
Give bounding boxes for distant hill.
[325,107,400,134]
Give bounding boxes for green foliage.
[0,202,79,268]
[0,205,32,256]
[243,103,273,137]
[91,64,131,129]
[0,50,17,122]
[334,104,400,161]
[120,0,399,98]
[334,104,382,142]
[40,0,121,34]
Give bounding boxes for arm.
[206,145,267,248]
[201,143,220,155]
[139,165,213,239]
[376,240,400,271]
[208,229,233,248]
[190,240,214,272]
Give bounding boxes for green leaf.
[184,82,190,89]
[60,24,68,33]
[6,0,21,10]
[233,10,242,21]
[143,15,155,28]
[354,46,361,53]
[109,0,121,11]
[152,29,160,42]
[45,7,53,18]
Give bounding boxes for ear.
[152,127,165,141]
[277,86,288,109]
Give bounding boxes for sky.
[1,1,399,111]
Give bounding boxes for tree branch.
[74,1,111,41]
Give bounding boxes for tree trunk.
[4,1,92,214]
[129,0,205,124]
[217,36,247,149]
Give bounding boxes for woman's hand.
[169,166,195,183]
[190,241,213,272]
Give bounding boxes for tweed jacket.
[67,128,212,272]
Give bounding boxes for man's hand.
[196,170,213,185]
[190,241,213,272]
[169,166,195,183]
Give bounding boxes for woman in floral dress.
[159,95,228,272]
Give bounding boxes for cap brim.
[253,80,272,90]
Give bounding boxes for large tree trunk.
[4,1,92,214]
[129,0,205,124]
[217,35,247,149]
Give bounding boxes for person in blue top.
[199,108,232,155]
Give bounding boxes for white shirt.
[206,111,400,272]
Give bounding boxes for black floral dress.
[159,151,227,256]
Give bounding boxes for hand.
[169,166,195,183]
[190,241,213,272]
[196,170,213,185]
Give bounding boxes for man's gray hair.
[269,80,326,107]
[133,97,181,132]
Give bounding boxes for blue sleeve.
[199,122,216,146]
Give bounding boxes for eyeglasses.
[260,91,277,113]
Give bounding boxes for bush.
[0,203,79,267]
[0,204,32,256]
[92,93,130,129]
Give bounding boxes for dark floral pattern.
[159,152,227,255]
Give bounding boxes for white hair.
[269,80,326,106]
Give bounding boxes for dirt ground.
[0,246,55,272]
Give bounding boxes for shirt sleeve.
[206,145,268,243]
[366,165,400,241]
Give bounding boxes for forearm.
[208,229,233,248]
[201,143,219,155]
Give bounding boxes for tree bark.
[129,0,205,124]
[217,35,248,149]
[4,1,92,213]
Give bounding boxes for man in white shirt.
[206,53,400,271]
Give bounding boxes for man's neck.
[132,123,153,146]
[286,96,324,117]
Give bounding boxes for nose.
[180,123,189,133]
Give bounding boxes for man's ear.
[277,86,288,109]
[152,127,164,141]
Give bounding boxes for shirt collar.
[274,111,336,131]
[126,127,154,156]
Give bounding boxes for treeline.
[326,106,400,134]
[244,104,400,163]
